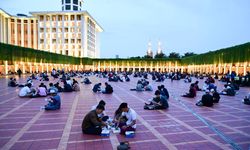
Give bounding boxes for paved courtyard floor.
[0,75,249,150]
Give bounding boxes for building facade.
[0,0,103,58]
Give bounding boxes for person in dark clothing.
[182,83,196,98]
[242,93,250,105]
[17,68,22,77]
[63,81,73,92]
[82,78,92,84]
[196,90,213,107]
[82,105,107,135]
[160,85,169,99]
[102,82,113,94]
[54,82,63,92]
[144,90,169,110]
[8,78,18,87]
[92,83,102,93]
[44,90,61,110]
[194,81,201,91]
[210,89,220,103]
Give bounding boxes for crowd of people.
[5,68,250,144]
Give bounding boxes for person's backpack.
[117,141,130,150]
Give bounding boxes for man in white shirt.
[19,83,33,97]
[118,102,136,135]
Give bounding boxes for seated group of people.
[144,89,169,110]
[130,79,153,91]
[242,93,250,105]
[108,73,130,82]
[92,82,113,94]
[196,89,220,107]
[8,77,18,87]
[81,77,92,84]
[82,101,136,136]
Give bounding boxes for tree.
[168,52,180,59]
[182,52,196,58]
[154,53,167,58]
[143,55,153,59]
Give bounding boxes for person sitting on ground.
[102,82,113,94]
[144,90,169,110]
[113,103,128,126]
[118,103,136,135]
[72,79,80,91]
[43,90,61,110]
[19,83,34,97]
[210,89,220,103]
[184,75,192,83]
[196,90,213,107]
[182,83,197,98]
[194,81,201,91]
[144,81,153,91]
[48,83,58,94]
[160,85,169,99]
[81,104,107,135]
[35,83,47,97]
[8,78,18,87]
[82,77,92,84]
[125,75,130,82]
[242,93,250,105]
[92,83,102,93]
[130,80,144,91]
[91,100,108,121]
[66,77,73,86]
[39,82,47,91]
[63,80,73,92]
[220,85,235,96]
[54,82,63,92]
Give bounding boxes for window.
[71,39,75,43]
[66,0,70,3]
[77,15,81,20]
[24,20,28,23]
[40,39,44,44]
[52,39,56,43]
[65,50,69,55]
[66,5,71,10]
[73,0,78,4]
[40,28,44,32]
[40,16,44,21]
[65,39,68,43]
[52,28,56,32]
[78,51,81,57]
[60,50,62,54]
[62,6,64,11]
[64,28,68,32]
[62,0,64,4]
[73,6,78,11]
[70,15,75,20]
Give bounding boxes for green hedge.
[1,42,250,66]
[181,42,250,65]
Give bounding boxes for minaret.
[62,0,83,11]
[157,41,162,54]
[146,41,153,57]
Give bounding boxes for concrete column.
[229,63,232,74]
[29,63,32,73]
[115,61,118,72]
[181,66,184,73]
[109,61,112,72]
[98,61,100,71]
[22,63,25,74]
[139,62,141,72]
[150,61,153,72]
[243,62,247,76]
[223,64,226,74]
[36,63,39,73]
[156,62,159,72]
[4,61,8,75]
[236,63,239,75]
[46,63,49,73]
[14,62,18,73]
[121,61,124,72]
[133,62,135,72]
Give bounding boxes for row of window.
[62,5,80,11]
[39,15,82,21]
[40,39,81,44]
[40,27,81,32]
[62,0,81,6]
[10,19,37,23]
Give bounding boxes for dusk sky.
[1,0,250,58]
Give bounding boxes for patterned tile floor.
[0,75,249,150]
